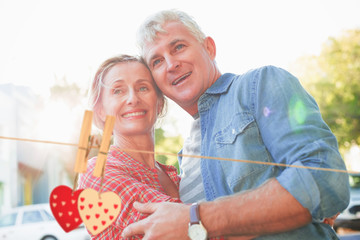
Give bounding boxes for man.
[122,9,349,239]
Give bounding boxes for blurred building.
[0,84,72,214]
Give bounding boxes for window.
[41,209,55,221]
[22,210,44,224]
[0,213,17,227]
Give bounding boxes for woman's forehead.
[102,62,153,87]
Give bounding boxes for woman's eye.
[113,88,123,95]
[139,86,148,92]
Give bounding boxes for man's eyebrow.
[147,39,184,64]
[169,38,182,47]
[147,53,159,65]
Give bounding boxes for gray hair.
[137,9,206,56]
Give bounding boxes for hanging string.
[122,148,359,174]
[0,135,358,174]
[0,135,97,148]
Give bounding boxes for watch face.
[188,224,207,240]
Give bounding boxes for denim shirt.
[179,66,350,239]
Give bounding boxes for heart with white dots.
[49,185,83,232]
[78,188,121,235]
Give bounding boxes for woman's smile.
[121,110,147,119]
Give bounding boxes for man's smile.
[172,72,192,86]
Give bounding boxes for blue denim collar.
[198,73,235,113]
[205,73,235,95]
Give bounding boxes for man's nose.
[166,56,180,72]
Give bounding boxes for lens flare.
[288,97,307,129]
[263,107,271,117]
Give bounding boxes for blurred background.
[0,0,359,238]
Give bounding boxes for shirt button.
[232,128,236,134]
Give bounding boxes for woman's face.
[99,61,162,137]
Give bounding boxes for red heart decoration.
[49,185,84,232]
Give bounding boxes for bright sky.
[1,0,360,138]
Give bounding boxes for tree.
[292,29,360,150]
[155,128,184,172]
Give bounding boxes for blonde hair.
[88,54,166,129]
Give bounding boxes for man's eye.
[175,44,185,51]
[153,59,161,67]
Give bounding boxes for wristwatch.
[188,203,208,240]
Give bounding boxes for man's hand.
[122,201,191,240]
[323,213,340,227]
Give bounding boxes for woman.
[78,55,181,239]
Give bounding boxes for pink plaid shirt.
[78,145,181,239]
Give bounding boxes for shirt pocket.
[214,112,254,146]
[213,112,274,192]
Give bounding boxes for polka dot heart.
[78,188,121,235]
[49,185,83,232]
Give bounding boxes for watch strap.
[189,202,201,224]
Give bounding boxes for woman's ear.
[96,104,107,123]
[204,36,216,60]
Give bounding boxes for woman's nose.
[126,90,139,105]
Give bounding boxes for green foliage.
[155,128,184,173]
[296,29,360,149]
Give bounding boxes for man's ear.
[204,36,216,60]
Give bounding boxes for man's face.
[143,21,218,115]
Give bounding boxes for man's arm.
[122,178,311,239]
[201,178,311,237]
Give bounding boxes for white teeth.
[123,111,145,118]
[172,78,182,85]
[173,73,191,85]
